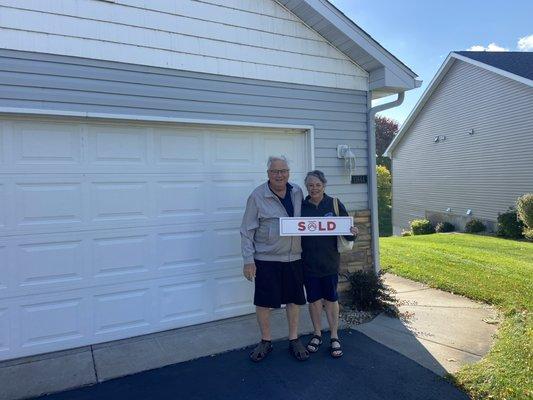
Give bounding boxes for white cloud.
[467,42,509,52]
[517,34,533,51]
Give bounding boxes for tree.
[377,165,392,236]
[375,116,399,157]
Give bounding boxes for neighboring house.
[0,0,419,362]
[385,51,533,235]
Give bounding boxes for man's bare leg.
[285,303,300,340]
[256,306,272,340]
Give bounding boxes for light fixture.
[468,129,475,135]
[434,135,447,143]
[446,207,451,212]
[337,144,356,176]
[466,209,472,215]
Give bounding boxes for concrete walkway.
[355,273,499,376]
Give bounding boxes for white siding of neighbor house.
[0,0,368,90]
[391,59,533,234]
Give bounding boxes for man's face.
[267,160,290,191]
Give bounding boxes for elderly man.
[241,156,309,362]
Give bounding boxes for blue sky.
[329,0,533,125]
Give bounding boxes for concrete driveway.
[33,329,468,400]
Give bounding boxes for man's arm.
[240,195,259,280]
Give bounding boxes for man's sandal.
[250,340,273,362]
[289,338,310,361]
[306,335,323,353]
[330,338,343,358]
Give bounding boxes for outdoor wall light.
[468,129,475,135]
[466,209,473,215]
[446,207,452,212]
[337,144,356,176]
[433,135,447,143]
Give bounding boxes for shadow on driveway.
[35,329,468,400]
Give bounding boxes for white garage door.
[0,117,310,361]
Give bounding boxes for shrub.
[436,221,455,233]
[409,219,435,235]
[342,270,397,314]
[401,230,412,237]
[524,228,533,241]
[497,209,524,239]
[516,193,533,228]
[464,218,486,233]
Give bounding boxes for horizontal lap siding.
[392,60,533,232]
[0,50,368,211]
[0,0,367,90]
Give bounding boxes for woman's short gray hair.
[305,170,327,185]
[267,155,289,169]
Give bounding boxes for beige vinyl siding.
[392,60,533,233]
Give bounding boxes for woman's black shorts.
[253,259,306,308]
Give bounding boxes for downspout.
[368,91,404,274]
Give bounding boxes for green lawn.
[380,233,533,400]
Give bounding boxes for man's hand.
[243,263,256,282]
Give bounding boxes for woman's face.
[306,175,325,202]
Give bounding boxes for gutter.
[368,91,405,274]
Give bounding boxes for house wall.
[0,0,367,90]
[391,60,533,234]
[0,49,369,211]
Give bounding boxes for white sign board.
[279,217,353,236]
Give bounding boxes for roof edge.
[384,51,533,157]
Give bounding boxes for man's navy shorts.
[254,259,306,308]
[304,273,339,303]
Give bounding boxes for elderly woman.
[301,170,358,358]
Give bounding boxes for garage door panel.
[158,279,211,324]
[213,272,254,315]
[88,126,148,165]
[213,133,254,167]
[155,180,207,218]
[13,122,81,165]
[0,245,7,291]
[92,234,151,278]
[0,307,11,354]
[156,230,209,272]
[213,228,241,261]
[0,183,5,228]
[15,182,83,227]
[155,129,205,165]
[94,288,152,336]
[15,239,84,288]
[19,297,84,348]
[90,181,150,222]
[212,179,256,214]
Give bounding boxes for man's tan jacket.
[240,182,303,264]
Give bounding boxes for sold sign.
[279,217,353,236]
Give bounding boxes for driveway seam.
[361,323,485,357]
[90,345,99,383]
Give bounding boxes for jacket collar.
[263,181,293,198]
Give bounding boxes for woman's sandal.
[289,338,310,361]
[306,335,323,353]
[330,338,343,358]
[249,339,273,362]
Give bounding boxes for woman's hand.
[350,226,359,236]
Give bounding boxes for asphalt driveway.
[35,330,468,400]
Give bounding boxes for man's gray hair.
[267,155,290,170]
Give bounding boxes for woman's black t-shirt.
[301,194,353,277]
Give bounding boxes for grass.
[380,233,533,400]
